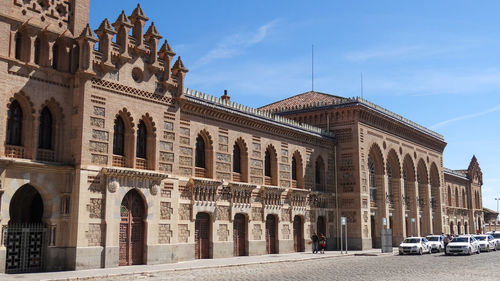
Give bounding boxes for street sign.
[341,217,347,225]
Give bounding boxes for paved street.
[105,251,500,281]
[6,249,499,281]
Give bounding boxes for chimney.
[221,89,230,101]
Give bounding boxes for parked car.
[486,231,500,250]
[426,235,445,253]
[474,235,495,252]
[445,235,479,255]
[399,237,431,255]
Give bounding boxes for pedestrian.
[311,232,319,254]
[443,234,450,252]
[319,234,326,254]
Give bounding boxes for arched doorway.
[317,216,326,237]
[6,184,47,273]
[265,214,278,254]
[450,221,454,235]
[195,212,211,259]
[293,216,304,252]
[233,214,246,256]
[119,190,145,266]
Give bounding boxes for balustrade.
[5,145,25,159]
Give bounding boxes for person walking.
[311,233,319,254]
[319,234,326,254]
[443,234,450,252]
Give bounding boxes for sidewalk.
[1,248,397,281]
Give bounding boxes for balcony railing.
[5,145,25,159]
[232,172,241,182]
[112,155,127,167]
[264,176,272,186]
[136,158,147,170]
[195,167,206,178]
[37,149,55,162]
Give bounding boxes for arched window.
[34,38,41,65]
[6,100,23,145]
[113,117,125,155]
[462,190,466,209]
[292,155,297,180]
[136,120,147,158]
[386,161,393,199]
[38,107,52,149]
[52,42,59,69]
[195,135,205,168]
[368,156,376,204]
[315,156,325,191]
[233,143,241,173]
[265,150,271,177]
[15,32,22,60]
[455,188,459,207]
[447,186,452,206]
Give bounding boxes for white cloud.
[429,104,500,130]
[344,45,427,62]
[193,20,278,69]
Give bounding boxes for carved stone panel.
[282,224,290,239]
[251,207,263,221]
[178,224,189,243]
[217,224,229,241]
[252,224,262,240]
[179,204,191,220]
[160,202,173,220]
[216,206,230,221]
[158,224,173,244]
[86,224,104,246]
[87,198,104,219]
[281,208,291,222]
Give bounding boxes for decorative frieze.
[161,189,171,198]
[180,147,192,156]
[219,144,228,152]
[159,163,172,173]
[164,132,175,141]
[92,129,109,141]
[217,224,229,241]
[216,153,231,162]
[160,202,173,220]
[251,207,263,221]
[178,224,189,243]
[179,156,192,166]
[159,141,173,151]
[158,224,173,244]
[280,180,290,188]
[250,168,262,176]
[93,106,105,117]
[216,162,231,172]
[91,154,108,165]
[180,167,192,176]
[89,141,108,153]
[180,137,190,145]
[216,172,231,181]
[163,121,174,131]
[280,171,290,180]
[252,143,261,151]
[90,117,105,128]
[180,127,190,136]
[281,208,291,222]
[250,176,263,185]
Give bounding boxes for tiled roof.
[258,91,346,111]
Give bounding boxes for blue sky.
[90,1,500,213]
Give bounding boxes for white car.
[426,235,445,253]
[486,232,500,250]
[399,237,431,255]
[446,235,479,255]
[474,235,495,252]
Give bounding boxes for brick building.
[0,0,483,273]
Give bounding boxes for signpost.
[340,217,347,254]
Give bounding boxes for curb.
[42,251,397,281]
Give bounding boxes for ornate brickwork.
[217,224,229,241]
[158,224,173,244]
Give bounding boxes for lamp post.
[495,198,500,223]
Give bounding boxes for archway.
[6,184,46,273]
[119,189,145,266]
[265,214,278,254]
[195,212,211,259]
[293,215,304,252]
[233,214,246,256]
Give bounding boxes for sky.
[89,0,500,214]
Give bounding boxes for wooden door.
[195,212,210,259]
[119,190,145,266]
[293,216,304,252]
[233,214,246,256]
[266,215,277,254]
[317,216,326,236]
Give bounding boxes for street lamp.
[495,198,500,223]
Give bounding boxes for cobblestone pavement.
[88,251,500,281]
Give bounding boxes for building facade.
[0,0,483,274]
